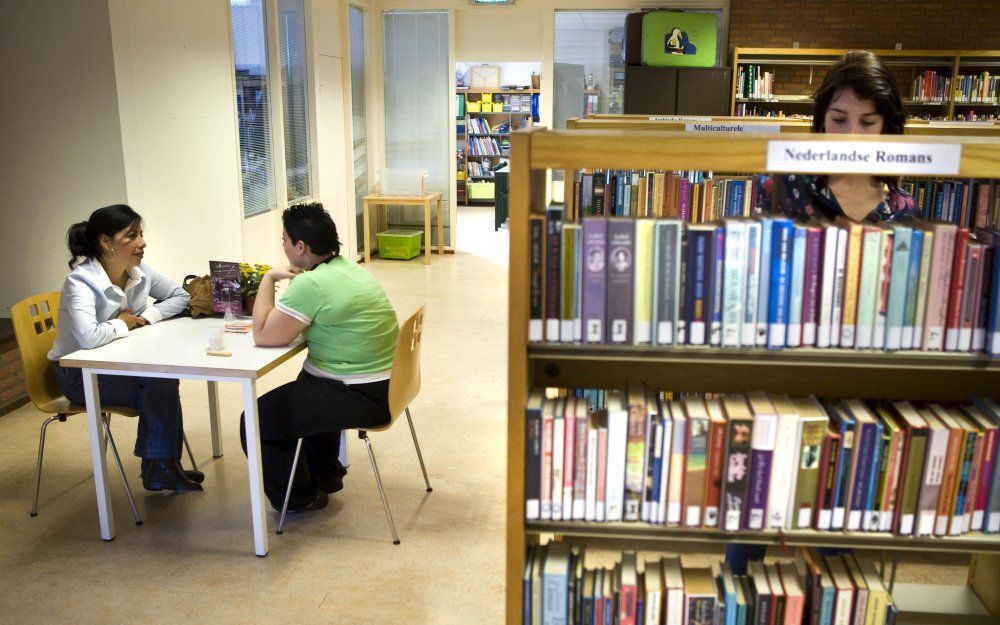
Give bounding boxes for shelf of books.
[731,48,1000,121]
[458,90,539,204]
[506,128,1000,625]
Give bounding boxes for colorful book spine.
[817,224,840,348]
[710,225,725,346]
[545,205,564,341]
[560,224,580,343]
[923,222,957,350]
[683,396,709,527]
[582,217,608,344]
[633,219,655,345]
[855,226,883,349]
[525,390,544,520]
[653,220,682,346]
[720,396,754,531]
[745,391,778,530]
[839,220,864,348]
[945,228,971,351]
[624,387,648,522]
[802,224,823,346]
[685,225,715,345]
[885,224,912,351]
[901,226,924,350]
[767,219,794,350]
[742,220,762,347]
[529,215,545,342]
[786,223,807,348]
[607,218,635,344]
[722,219,747,348]
[830,225,848,349]
[872,227,894,350]
[756,217,774,347]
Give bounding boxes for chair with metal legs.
[276,305,432,544]
[13,292,198,522]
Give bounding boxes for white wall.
[0,0,128,312]
[455,8,544,62]
[108,0,245,283]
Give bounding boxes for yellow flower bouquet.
[239,262,271,299]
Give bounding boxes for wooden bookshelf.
[459,90,537,204]
[505,127,1000,625]
[731,47,1000,121]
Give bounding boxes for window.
[349,6,369,253]
[231,0,276,216]
[278,0,311,201]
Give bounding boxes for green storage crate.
[376,229,423,260]
[468,181,495,200]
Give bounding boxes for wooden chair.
[276,305,432,543]
[12,292,198,521]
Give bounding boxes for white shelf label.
[686,123,781,134]
[766,140,962,175]
[649,115,711,122]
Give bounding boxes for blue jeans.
[54,364,184,459]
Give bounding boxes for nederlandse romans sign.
[766,140,962,175]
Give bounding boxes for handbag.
[183,274,214,318]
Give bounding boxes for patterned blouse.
[757,174,918,222]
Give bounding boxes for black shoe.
[316,475,344,494]
[141,459,205,484]
[286,490,329,515]
[142,459,203,493]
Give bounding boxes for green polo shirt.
[276,256,398,376]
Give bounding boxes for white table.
[60,317,305,556]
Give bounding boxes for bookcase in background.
[505,127,1000,625]
[730,48,1000,121]
[624,66,731,116]
[457,87,539,205]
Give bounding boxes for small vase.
[243,295,256,315]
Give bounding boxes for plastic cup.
[207,326,225,351]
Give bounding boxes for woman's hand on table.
[117,311,149,330]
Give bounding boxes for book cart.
[506,127,1000,625]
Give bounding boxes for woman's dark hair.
[812,50,907,135]
[282,202,341,258]
[67,204,143,268]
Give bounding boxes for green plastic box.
[376,229,423,260]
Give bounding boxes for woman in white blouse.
[48,204,201,493]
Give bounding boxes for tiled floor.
[0,206,972,624]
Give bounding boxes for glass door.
[349,5,370,254]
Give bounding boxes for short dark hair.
[66,204,142,269]
[282,202,341,257]
[812,50,907,135]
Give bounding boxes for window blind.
[350,6,370,252]
[278,0,311,202]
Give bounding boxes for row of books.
[524,388,1000,537]
[468,117,509,135]
[525,544,896,625]
[734,105,800,117]
[736,65,776,100]
[572,169,1000,231]
[468,161,495,178]
[468,136,509,156]
[529,212,1000,356]
[952,72,1000,104]
[573,170,768,221]
[910,70,951,103]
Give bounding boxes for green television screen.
[641,11,718,68]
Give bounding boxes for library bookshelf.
[505,127,1000,625]
[731,48,1000,120]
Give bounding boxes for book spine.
[840,223,864,348]
[542,408,554,520]
[972,421,997,531]
[830,226,848,348]
[582,218,608,344]
[607,219,635,344]
[989,241,1000,356]
[961,244,983,352]
[817,225,839,348]
[704,415,726,528]
[710,226,725,346]
[654,221,681,345]
[585,423,599,521]
[802,226,823,346]
[945,229,971,351]
[526,397,543,520]
[886,227,911,351]
[974,246,993,351]
[686,228,712,345]
[924,225,957,350]
[742,221,762,347]
[644,411,661,522]
[721,416,754,531]
[795,419,828,529]
[545,206,564,341]
[767,219,793,349]
[657,413,673,524]
[902,228,924,349]
[551,409,564,520]
[855,228,883,349]
[561,401,576,520]
[950,429,977,535]
[873,228,894,349]
[746,412,778,530]
[723,221,746,348]
[786,224,807,348]
[831,414,855,530]
[605,398,628,522]
[914,227,935,348]
[916,425,948,536]
[624,399,648,522]
[633,220,655,345]
[668,411,687,525]
[529,216,545,341]
[881,427,906,532]
[560,225,578,343]
[816,430,841,530]
[596,427,608,522]
[848,420,877,531]
[896,424,928,535]
[685,415,709,526]
[756,218,774,346]
[573,409,589,520]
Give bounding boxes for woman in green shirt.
[240,203,400,513]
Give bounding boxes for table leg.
[339,431,349,469]
[424,199,431,265]
[83,369,115,541]
[241,378,269,556]
[437,196,444,256]
[363,199,371,264]
[207,381,223,458]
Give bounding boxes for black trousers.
[239,369,390,510]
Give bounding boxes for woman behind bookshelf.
[731,49,915,573]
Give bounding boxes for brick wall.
[729,0,1000,106]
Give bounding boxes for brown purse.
[183,275,214,318]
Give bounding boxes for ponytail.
[67,221,93,269]
[66,204,143,269]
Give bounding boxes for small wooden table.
[362,191,443,265]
